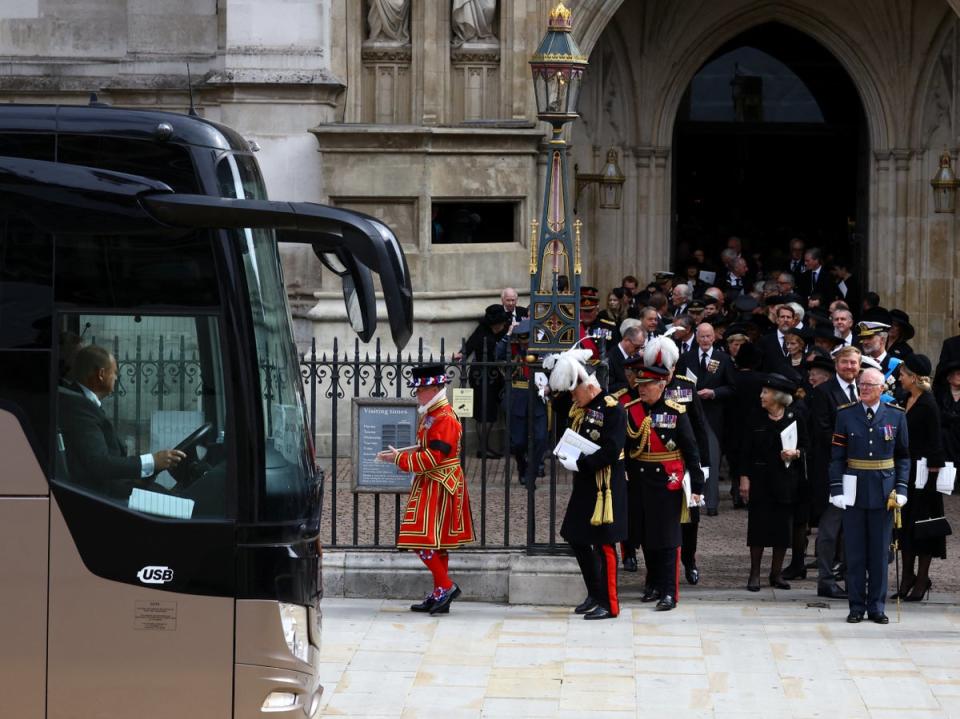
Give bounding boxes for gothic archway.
[672,22,869,277]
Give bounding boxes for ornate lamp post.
[528,1,587,353]
[931,150,960,213]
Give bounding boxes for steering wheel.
[168,422,214,488]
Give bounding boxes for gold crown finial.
[549,2,572,28]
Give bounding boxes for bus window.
[57,134,200,193]
[0,132,55,162]
[0,228,54,477]
[238,235,317,522]
[54,236,221,309]
[55,313,231,520]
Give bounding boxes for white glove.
[896,494,908,507]
[830,495,846,510]
[558,453,579,472]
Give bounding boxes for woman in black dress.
[454,304,510,458]
[936,359,960,465]
[738,373,808,591]
[895,354,947,601]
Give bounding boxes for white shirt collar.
[862,400,881,414]
[700,346,712,359]
[78,383,102,408]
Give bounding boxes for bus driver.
[58,345,186,499]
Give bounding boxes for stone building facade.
[3,0,960,358]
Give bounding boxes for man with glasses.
[829,367,909,624]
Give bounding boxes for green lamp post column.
[528,2,587,353]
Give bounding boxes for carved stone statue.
[367,0,410,44]
[452,0,497,47]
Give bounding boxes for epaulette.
[885,401,905,411]
[837,401,857,410]
[665,398,686,413]
[624,398,642,408]
[599,318,616,327]
[675,374,695,385]
[611,388,628,399]
[604,395,619,408]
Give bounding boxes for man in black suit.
[676,322,736,515]
[785,237,806,278]
[59,345,185,499]
[800,247,836,302]
[831,259,861,321]
[935,323,960,390]
[606,325,644,393]
[500,287,528,326]
[757,303,799,372]
[809,345,863,599]
[719,256,750,297]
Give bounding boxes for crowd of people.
[451,235,960,622]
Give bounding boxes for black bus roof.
[0,103,251,152]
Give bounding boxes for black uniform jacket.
[560,391,628,546]
[628,394,703,549]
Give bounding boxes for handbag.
[913,515,953,540]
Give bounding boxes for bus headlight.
[278,603,310,663]
[262,691,298,711]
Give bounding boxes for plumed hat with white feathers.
[643,333,680,371]
[544,348,597,392]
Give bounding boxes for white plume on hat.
[643,335,679,371]
[545,348,596,392]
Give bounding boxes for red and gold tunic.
[396,396,475,549]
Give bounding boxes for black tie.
[812,270,818,286]
[700,352,708,375]
[781,336,789,356]
[848,384,857,404]
[866,407,875,422]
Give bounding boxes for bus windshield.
[217,153,318,523]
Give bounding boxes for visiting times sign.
[351,398,418,492]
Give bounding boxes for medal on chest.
[652,412,677,429]
[882,424,894,441]
[423,416,435,429]
[584,408,604,440]
[666,387,693,403]
[707,359,720,373]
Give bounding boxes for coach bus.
[0,104,412,718]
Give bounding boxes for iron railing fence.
[302,335,584,553]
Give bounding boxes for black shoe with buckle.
[623,556,638,572]
[410,594,436,612]
[685,566,700,585]
[574,596,599,615]
[584,605,615,620]
[868,612,889,624]
[641,586,661,603]
[429,584,461,615]
[655,595,677,611]
[847,611,863,624]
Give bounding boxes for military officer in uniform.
[581,286,621,353]
[617,354,644,573]
[549,347,628,620]
[629,362,704,610]
[648,335,712,586]
[495,319,547,484]
[829,367,910,624]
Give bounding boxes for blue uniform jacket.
[829,401,910,510]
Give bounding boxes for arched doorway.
[672,22,868,280]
